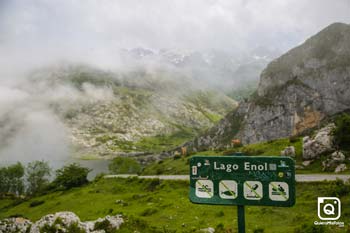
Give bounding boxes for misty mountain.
[183,22,350,151]
[119,47,280,92]
[0,63,237,160]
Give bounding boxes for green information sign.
[189,156,295,207]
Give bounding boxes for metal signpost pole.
[237,205,245,233]
[234,152,245,233]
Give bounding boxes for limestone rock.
[183,23,350,151]
[0,212,124,233]
[0,217,32,233]
[322,151,346,172]
[281,146,295,157]
[200,227,215,233]
[30,211,81,232]
[331,151,346,162]
[302,124,335,160]
[302,160,313,167]
[335,163,347,173]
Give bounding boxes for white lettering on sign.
[244,162,268,171]
[213,161,272,173]
[214,162,239,172]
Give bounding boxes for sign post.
[189,155,295,232]
[235,152,245,233]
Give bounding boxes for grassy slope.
[0,178,349,233]
[142,137,350,175]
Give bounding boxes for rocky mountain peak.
[184,23,350,151]
[258,22,350,96]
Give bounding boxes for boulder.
[281,146,295,157]
[322,151,346,172]
[330,151,346,161]
[0,212,124,233]
[0,217,32,233]
[302,124,335,160]
[335,163,347,173]
[302,160,313,167]
[29,212,82,233]
[200,227,215,233]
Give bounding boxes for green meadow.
[1,177,349,233]
[142,137,350,175]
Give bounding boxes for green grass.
[135,130,196,153]
[141,151,222,175]
[0,178,349,232]
[141,137,350,175]
[142,138,304,175]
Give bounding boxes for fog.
[1,0,350,74]
[0,0,349,167]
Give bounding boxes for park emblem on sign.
[189,156,295,207]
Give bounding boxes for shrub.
[29,200,45,207]
[39,220,85,233]
[215,223,225,233]
[53,163,91,190]
[215,210,225,217]
[118,216,158,233]
[66,222,86,233]
[289,135,300,143]
[108,157,141,174]
[0,162,25,196]
[333,113,350,150]
[140,208,158,216]
[324,178,350,197]
[94,219,114,233]
[254,228,265,233]
[294,223,327,233]
[26,161,51,196]
[145,179,161,192]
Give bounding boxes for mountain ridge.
[183,22,350,151]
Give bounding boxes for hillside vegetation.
[19,64,238,158]
[0,177,349,233]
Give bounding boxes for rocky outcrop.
[335,163,347,173]
[322,151,346,172]
[302,124,335,160]
[281,146,295,157]
[0,217,32,233]
[185,23,350,150]
[0,211,124,233]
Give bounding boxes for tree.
[333,113,350,150]
[108,157,141,174]
[0,162,25,196]
[53,163,91,190]
[26,161,51,195]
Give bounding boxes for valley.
[1,3,350,231]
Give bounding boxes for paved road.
[104,174,350,182]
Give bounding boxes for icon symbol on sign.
[243,181,263,200]
[269,182,289,201]
[195,180,213,198]
[219,180,237,199]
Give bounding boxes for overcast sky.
[0,0,350,72]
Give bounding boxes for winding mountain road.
[104,174,350,182]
